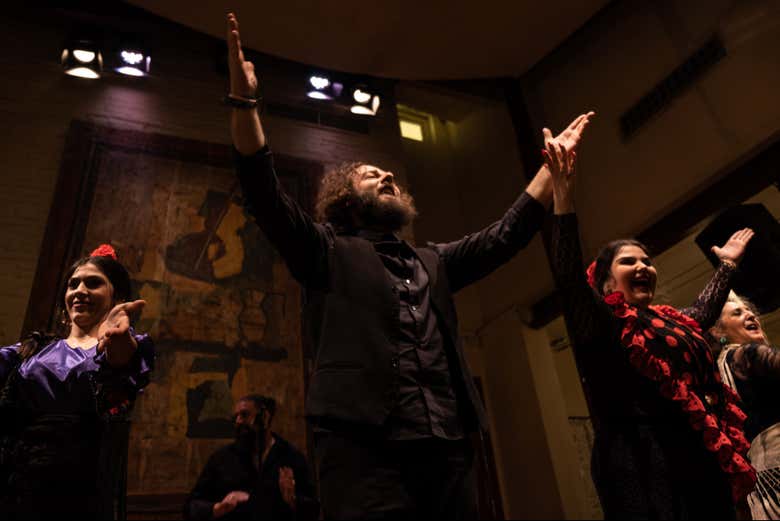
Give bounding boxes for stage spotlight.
[116,48,150,77]
[307,75,342,100]
[352,88,371,104]
[61,40,102,79]
[310,76,330,90]
[350,85,380,116]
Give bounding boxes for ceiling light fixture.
[116,45,150,77]
[62,40,102,79]
[350,85,380,116]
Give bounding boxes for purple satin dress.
[0,332,154,519]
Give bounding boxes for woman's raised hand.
[711,228,755,266]
[97,299,146,367]
[543,112,595,214]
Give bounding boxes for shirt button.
[391,358,399,368]
[411,305,417,311]
[404,279,411,284]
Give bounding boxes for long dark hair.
[591,239,651,296]
[18,254,132,361]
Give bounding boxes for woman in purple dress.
[0,244,154,520]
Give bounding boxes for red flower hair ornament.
[585,260,597,289]
[90,244,117,261]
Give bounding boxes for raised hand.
[551,111,595,152]
[213,490,250,518]
[227,13,258,98]
[711,228,755,265]
[543,112,594,213]
[97,299,146,367]
[279,466,296,509]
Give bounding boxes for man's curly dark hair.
[314,161,366,228]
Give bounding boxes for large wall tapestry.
[24,121,322,495]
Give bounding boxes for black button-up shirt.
[362,230,463,440]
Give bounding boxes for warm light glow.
[353,89,371,103]
[399,120,423,141]
[309,76,330,90]
[121,50,144,65]
[371,95,380,113]
[116,66,145,77]
[307,91,332,100]
[73,49,96,63]
[350,105,375,115]
[64,67,100,79]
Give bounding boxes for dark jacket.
[236,148,546,433]
[184,434,318,521]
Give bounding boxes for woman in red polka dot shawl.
[543,126,757,519]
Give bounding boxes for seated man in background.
[184,395,319,520]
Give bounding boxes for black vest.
[303,233,488,432]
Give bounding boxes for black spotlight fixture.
[115,36,150,77]
[61,38,102,79]
[116,48,150,76]
[307,74,343,100]
[350,84,380,116]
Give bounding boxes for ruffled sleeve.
[0,344,20,385]
[92,331,155,416]
[728,342,780,381]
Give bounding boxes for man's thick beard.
[235,423,265,454]
[353,191,417,231]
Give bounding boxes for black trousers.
[314,432,477,520]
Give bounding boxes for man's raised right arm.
[227,13,329,286]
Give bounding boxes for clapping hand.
[544,112,595,213]
[279,466,296,509]
[97,299,146,367]
[213,490,250,518]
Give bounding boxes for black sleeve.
[679,262,738,330]
[0,345,20,387]
[183,452,223,521]
[550,213,617,350]
[729,343,780,382]
[430,191,546,293]
[235,147,331,288]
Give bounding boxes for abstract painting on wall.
[24,120,322,494]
